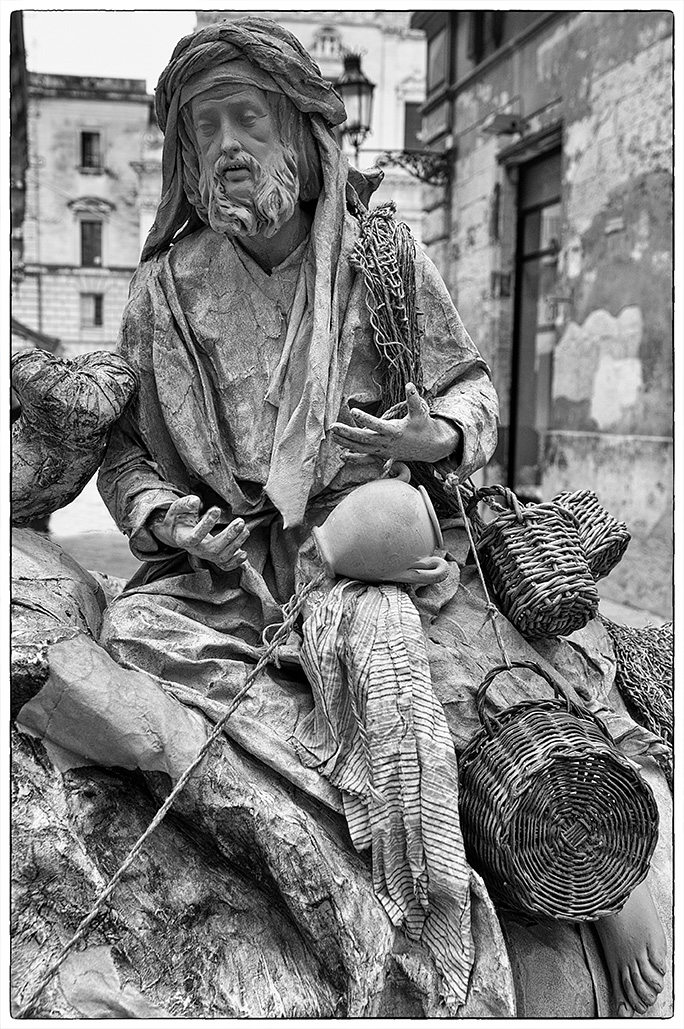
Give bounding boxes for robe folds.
[95,215,671,1017]
[98,213,499,567]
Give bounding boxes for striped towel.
[295,579,473,1011]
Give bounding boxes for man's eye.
[197,122,215,137]
[240,114,258,127]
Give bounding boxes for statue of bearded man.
[91,17,669,1021]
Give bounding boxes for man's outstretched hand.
[331,382,461,464]
[149,495,249,572]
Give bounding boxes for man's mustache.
[214,151,261,182]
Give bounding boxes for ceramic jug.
[312,463,448,585]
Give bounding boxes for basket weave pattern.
[602,617,673,790]
[458,663,659,921]
[554,489,631,581]
[467,486,599,638]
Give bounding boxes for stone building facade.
[196,9,428,238]
[412,10,673,616]
[12,73,162,357]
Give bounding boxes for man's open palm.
[151,495,250,572]
[331,381,461,463]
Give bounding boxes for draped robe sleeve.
[413,243,499,480]
[97,258,190,561]
[98,217,498,560]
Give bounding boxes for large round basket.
[553,489,631,581]
[465,485,599,638]
[458,662,659,922]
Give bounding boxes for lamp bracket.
[376,150,450,186]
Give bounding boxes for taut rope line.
[445,474,513,671]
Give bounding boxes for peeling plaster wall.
[544,432,672,617]
[432,10,672,615]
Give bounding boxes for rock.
[12,527,107,641]
[11,728,342,1018]
[11,349,137,525]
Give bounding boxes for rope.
[351,202,423,411]
[445,474,512,670]
[15,571,326,1019]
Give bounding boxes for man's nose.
[218,123,242,156]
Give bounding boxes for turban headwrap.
[142,16,349,261]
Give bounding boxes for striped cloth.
[295,579,473,1011]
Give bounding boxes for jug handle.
[399,555,449,585]
[381,461,411,483]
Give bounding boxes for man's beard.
[198,146,300,239]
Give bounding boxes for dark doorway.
[508,149,562,495]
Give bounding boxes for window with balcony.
[80,131,103,171]
[80,292,104,327]
[80,220,102,267]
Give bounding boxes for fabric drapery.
[296,579,473,1011]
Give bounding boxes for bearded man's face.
[190,85,300,239]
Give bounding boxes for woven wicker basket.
[554,489,631,581]
[458,661,659,922]
[465,485,599,638]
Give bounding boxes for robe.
[96,216,671,1018]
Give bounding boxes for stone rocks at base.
[11,727,341,1018]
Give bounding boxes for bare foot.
[596,881,667,1017]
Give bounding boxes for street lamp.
[335,51,375,166]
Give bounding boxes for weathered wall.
[428,10,672,615]
[544,433,672,616]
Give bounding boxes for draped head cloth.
[142,16,350,261]
[141,17,382,527]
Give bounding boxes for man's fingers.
[350,408,391,432]
[405,382,429,419]
[208,523,250,553]
[331,423,394,446]
[213,548,248,571]
[344,439,393,456]
[228,549,248,568]
[168,494,202,518]
[188,548,249,573]
[187,505,222,543]
[220,518,248,543]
